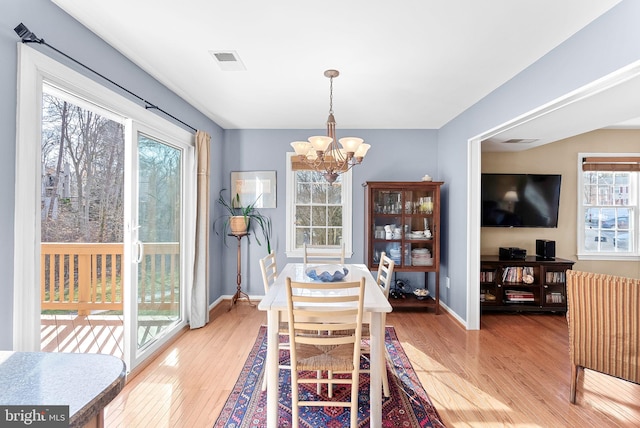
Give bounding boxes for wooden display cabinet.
[364,181,443,313]
[480,255,575,312]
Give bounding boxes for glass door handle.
[133,240,144,264]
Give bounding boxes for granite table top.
[0,351,126,427]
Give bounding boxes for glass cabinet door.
[371,190,403,265]
[369,186,438,269]
[365,181,442,313]
[403,188,435,269]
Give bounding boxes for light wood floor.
[101,303,640,427]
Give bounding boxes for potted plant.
[214,188,272,253]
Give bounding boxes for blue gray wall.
[219,129,439,298]
[2,0,640,349]
[438,0,640,318]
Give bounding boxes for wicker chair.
[286,277,365,428]
[566,270,640,403]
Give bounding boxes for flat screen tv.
[481,173,561,228]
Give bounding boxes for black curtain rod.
[14,23,197,133]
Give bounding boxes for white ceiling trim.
[481,59,640,152]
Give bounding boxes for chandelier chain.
[329,75,334,115]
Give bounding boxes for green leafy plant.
[214,188,272,253]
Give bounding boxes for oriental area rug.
[213,325,446,428]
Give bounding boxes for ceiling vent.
[501,138,538,144]
[209,50,246,71]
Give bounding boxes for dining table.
[257,262,393,428]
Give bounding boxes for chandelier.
[290,69,370,183]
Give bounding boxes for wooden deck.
[41,313,124,359]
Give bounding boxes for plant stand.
[229,233,254,310]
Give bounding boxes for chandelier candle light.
[290,69,370,183]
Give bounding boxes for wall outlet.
[445,277,451,289]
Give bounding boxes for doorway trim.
[467,59,640,330]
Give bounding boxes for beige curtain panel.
[191,130,211,329]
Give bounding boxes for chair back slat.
[376,252,395,298]
[259,251,277,293]
[303,242,345,264]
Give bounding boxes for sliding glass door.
[14,45,194,372]
[125,122,193,369]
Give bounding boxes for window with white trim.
[285,153,352,258]
[578,154,639,260]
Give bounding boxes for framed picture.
[231,170,277,208]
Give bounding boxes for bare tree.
[41,92,124,243]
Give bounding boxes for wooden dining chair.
[286,277,365,428]
[259,251,278,294]
[325,253,394,399]
[359,252,394,397]
[259,251,288,391]
[303,242,345,264]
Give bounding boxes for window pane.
[296,182,311,204]
[617,208,630,230]
[614,231,630,251]
[295,205,310,226]
[599,172,613,185]
[583,228,599,251]
[583,184,596,205]
[312,228,326,245]
[327,228,342,245]
[312,206,327,226]
[585,207,599,227]
[328,206,342,227]
[614,173,629,186]
[311,184,327,204]
[601,208,615,228]
[597,185,612,205]
[328,183,342,204]
[614,173,630,205]
[296,228,310,247]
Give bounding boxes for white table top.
[258,263,393,313]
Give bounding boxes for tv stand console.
[480,255,575,313]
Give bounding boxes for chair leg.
[570,364,579,404]
[328,370,334,398]
[261,343,271,391]
[350,374,359,428]
[381,345,391,397]
[291,370,300,428]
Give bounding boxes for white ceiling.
[53,0,628,145]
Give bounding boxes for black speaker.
[536,239,555,259]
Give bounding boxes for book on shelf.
[502,266,534,283]
[546,292,564,303]
[505,289,535,302]
[480,271,495,282]
[545,271,566,283]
